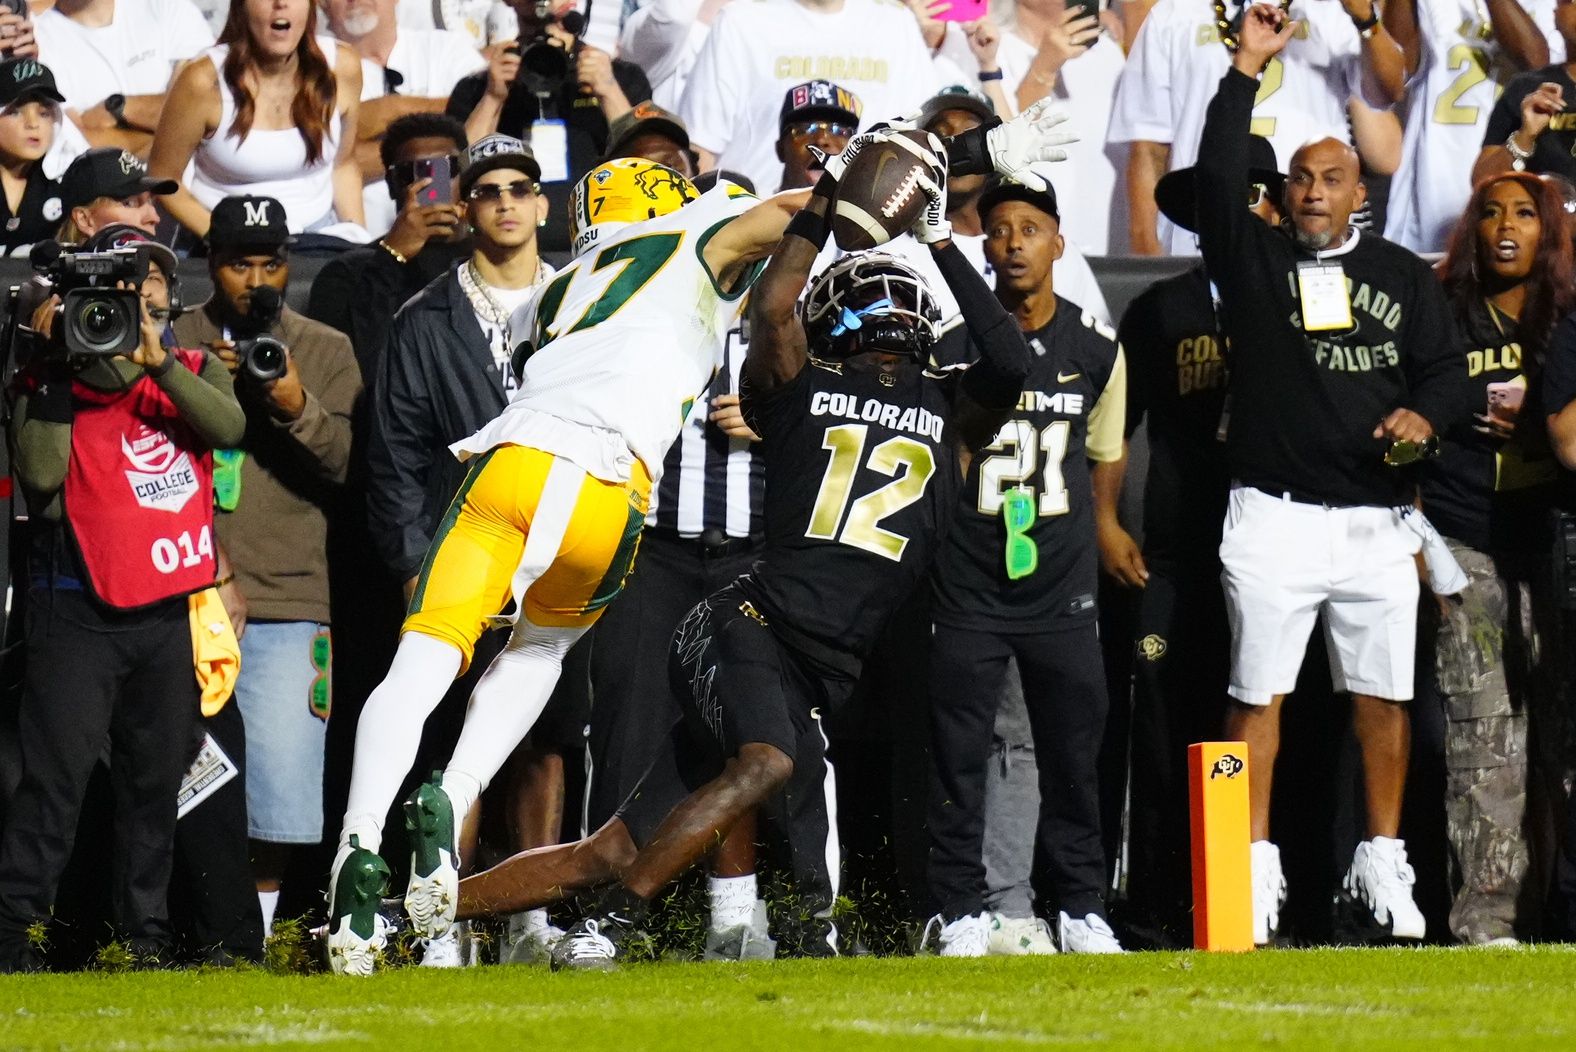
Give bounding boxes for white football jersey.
[1385,0,1563,253]
[452,184,757,484]
[1109,0,1372,255]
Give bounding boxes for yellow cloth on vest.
[189,587,241,716]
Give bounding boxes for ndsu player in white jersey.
[325,156,805,975]
[1385,0,1563,253]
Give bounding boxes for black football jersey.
[1119,266,1232,564]
[931,297,1124,632]
[1419,299,1557,553]
[738,356,962,673]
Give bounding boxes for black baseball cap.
[919,86,994,131]
[82,223,178,276]
[0,58,65,109]
[61,147,178,211]
[1155,135,1285,234]
[207,195,291,252]
[978,175,1060,225]
[458,134,542,197]
[604,100,689,161]
[778,80,862,134]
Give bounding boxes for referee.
[1196,5,1473,946]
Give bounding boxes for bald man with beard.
[1192,4,1474,947]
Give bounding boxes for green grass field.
[5,947,1576,1050]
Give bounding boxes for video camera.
[35,242,148,360]
[512,0,587,86]
[230,285,288,383]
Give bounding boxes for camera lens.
[70,295,132,353]
[243,336,288,382]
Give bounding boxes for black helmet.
[802,251,940,361]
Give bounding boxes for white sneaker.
[1057,912,1126,954]
[418,922,477,968]
[502,913,565,965]
[987,914,1057,956]
[924,912,990,958]
[1344,836,1426,940]
[403,777,460,940]
[1252,840,1288,947]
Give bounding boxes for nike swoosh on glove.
[986,98,1078,191]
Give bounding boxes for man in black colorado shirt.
[1196,5,1472,948]
[1477,2,1576,184]
[927,178,1127,956]
[1112,135,1285,943]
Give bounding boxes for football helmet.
[802,251,940,361]
[569,158,698,257]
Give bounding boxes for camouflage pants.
[1434,540,1561,943]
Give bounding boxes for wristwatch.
[104,93,132,131]
[1351,5,1381,37]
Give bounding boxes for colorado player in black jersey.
[416,125,1045,969]
[925,177,1127,957]
[1111,137,1285,944]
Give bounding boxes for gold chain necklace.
[1213,0,1294,54]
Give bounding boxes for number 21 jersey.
[739,358,961,672]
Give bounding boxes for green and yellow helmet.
[569,158,698,257]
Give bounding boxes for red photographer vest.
[64,349,217,609]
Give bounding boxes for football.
[831,130,944,252]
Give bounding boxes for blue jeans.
[234,621,330,844]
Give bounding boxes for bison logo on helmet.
[635,166,695,205]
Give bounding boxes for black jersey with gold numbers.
[737,356,962,675]
[931,297,1125,632]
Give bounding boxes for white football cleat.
[1252,840,1288,947]
[325,837,392,977]
[987,914,1057,956]
[502,913,565,965]
[1344,837,1426,941]
[703,900,777,962]
[1058,912,1126,954]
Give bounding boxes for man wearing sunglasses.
[926,176,1127,957]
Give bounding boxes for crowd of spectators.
[1,0,1576,969]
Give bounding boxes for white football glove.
[808,128,891,182]
[986,98,1078,191]
[912,136,951,245]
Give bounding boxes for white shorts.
[1220,485,1422,705]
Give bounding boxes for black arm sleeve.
[1194,69,1261,299]
[942,117,1003,177]
[932,240,1028,408]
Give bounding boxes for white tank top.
[189,35,344,232]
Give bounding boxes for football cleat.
[702,900,777,962]
[502,913,565,966]
[403,774,460,941]
[418,921,478,968]
[988,914,1058,956]
[325,836,392,976]
[550,917,622,972]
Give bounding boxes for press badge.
[1296,259,1353,332]
[531,119,569,183]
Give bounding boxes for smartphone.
[1065,0,1101,26]
[413,157,453,206]
[935,0,988,23]
[1487,380,1525,418]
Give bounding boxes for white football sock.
[443,621,585,812]
[708,874,758,931]
[258,889,279,935]
[340,633,463,856]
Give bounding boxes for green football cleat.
[326,836,392,976]
[404,773,460,940]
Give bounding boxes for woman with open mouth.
[147,0,368,241]
[1424,170,1576,946]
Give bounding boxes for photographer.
[445,0,650,251]
[0,226,244,972]
[172,195,360,936]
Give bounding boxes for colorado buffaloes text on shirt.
[1120,266,1233,561]
[1194,69,1472,509]
[932,299,1125,632]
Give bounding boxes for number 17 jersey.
[738,358,961,674]
[453,183,758,485]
